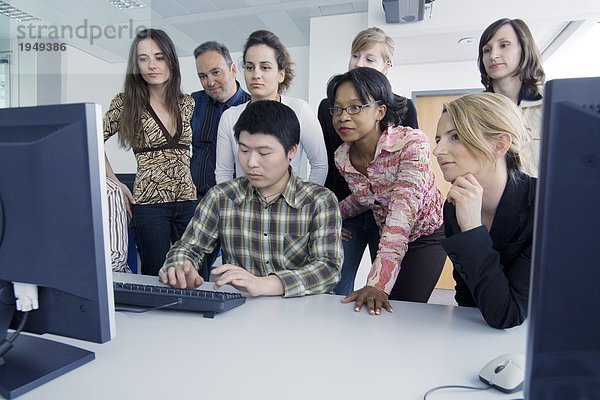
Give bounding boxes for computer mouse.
[478,353,525,393]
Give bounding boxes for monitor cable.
[115,298,183,314]
[0,310,29,359]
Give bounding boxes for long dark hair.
[242,30,295,93]
[326,67,407,132]
[120,28,183,148]
[478,18,545,102]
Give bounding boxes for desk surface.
[17,273,526,400]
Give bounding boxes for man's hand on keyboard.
[160,260,204,289]
[212,264,284,296]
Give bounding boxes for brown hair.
[478,18,545,102]
[120,29,183,148]
[242,30,295,93]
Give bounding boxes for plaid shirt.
[162,171,343,297]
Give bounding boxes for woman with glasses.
[328,67,445,315]
[215,30,327,185]
[318,27,419,296]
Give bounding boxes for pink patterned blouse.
[335,125,444,294]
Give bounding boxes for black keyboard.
[113,282,246,318]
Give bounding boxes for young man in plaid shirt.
[160,100,342,297]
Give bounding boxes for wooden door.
[414,93,463,290]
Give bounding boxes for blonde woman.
[434,92,536,329]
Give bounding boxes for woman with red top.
[327,67,445,315]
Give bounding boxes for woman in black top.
[433,93,536,329]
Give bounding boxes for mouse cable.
[423,384,492,399]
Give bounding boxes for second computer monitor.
[525,77,600,399]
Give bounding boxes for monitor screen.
[525,77,600,399]
[0,103,115,399]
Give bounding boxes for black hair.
[233,100,300,153]
[326,67,406,131]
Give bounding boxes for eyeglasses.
[329,101,381,116]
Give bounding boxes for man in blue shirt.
[191,41,250,198]
[190,41,250,278]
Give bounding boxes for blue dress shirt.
[190,82,250,197]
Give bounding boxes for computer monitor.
[0,103,115,399]
[525,77,600,399]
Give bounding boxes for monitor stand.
[0,333,94,399]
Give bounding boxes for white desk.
[17,273,526,400]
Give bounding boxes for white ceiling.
[368,0,600,66]
[1,0,599,66]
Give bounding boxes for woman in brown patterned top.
[104,28,197,276]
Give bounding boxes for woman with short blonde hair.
[350,26,395,72]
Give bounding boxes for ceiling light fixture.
[0,1,40,22]
[107,0,147,10]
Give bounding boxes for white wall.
[308,12,368,112]
[63,46,133,172]
[4,41,38,107]
[388,61,481,100]
[544,22,600,81]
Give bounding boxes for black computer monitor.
[525,77,600,399]
[0,103,115,399]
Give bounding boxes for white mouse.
[479,353,525,393]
